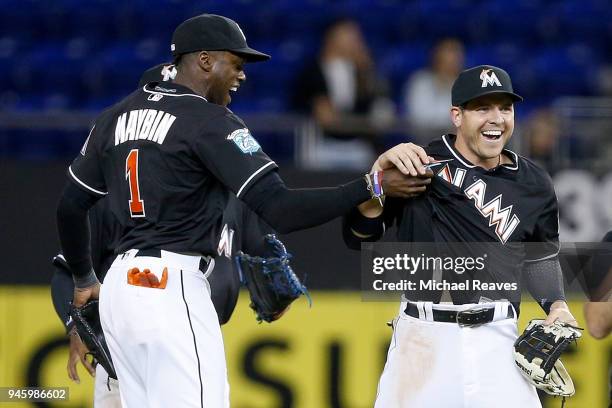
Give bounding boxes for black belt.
[405,303,514,327]
[134,249,211,272]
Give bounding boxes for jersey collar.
[441,134,519,172]
[143,82,208,102]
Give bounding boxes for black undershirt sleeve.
[241,171,371,234]
[56,181,101,284]
[523,257,566,314]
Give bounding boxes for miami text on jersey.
[115,109,177,146]
[437,164,520,243]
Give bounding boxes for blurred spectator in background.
[291,18,394,170]
[523,109,560,174]
[402,38,464,141]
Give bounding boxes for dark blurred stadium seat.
[3,0,610,113]
[1,0,611,159]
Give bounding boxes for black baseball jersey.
[378,134,559,303]
[68,82,277,256]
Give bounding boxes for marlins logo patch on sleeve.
[227,128,260,154]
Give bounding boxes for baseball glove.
[513,319,582,397]
[70,300,117,379]
[235,234,311,323]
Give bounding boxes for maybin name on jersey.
[114,109,177,146]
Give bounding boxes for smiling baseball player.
[345,65,577,407]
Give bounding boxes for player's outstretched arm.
[241,168,422,234]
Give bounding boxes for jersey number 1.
[126,149,145,217]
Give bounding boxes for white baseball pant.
[100,250,229,408]
[374,301,542,408]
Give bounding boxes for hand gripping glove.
[70,300,117,379]
[513,319,582,397]
[235,234,311,323]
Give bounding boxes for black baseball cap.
[171,14,270,62]
[451,65,523,106]
[138,63,176,87]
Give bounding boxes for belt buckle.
[456,307,490,327]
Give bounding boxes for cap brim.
[230,47,270,62]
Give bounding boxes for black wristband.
[73,268,99,288]
[347,207,384,237]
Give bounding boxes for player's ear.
[196,51,213,72]
[450,106,462,128]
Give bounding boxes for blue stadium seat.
[416,1,475,40]
[85,40,166,99]
[379,43,430,99]
[557,0,612,47]
[530,45,599,97]
[477,0,547,45]
[465,43,524,74]
[0,0,608,119]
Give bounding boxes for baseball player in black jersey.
[56,14,425,408]
[51,62,283,407]
[345,65,577,407]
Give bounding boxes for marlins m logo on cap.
[480,68,502,88]
[451,65,523,106]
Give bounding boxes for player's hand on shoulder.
[72,282,100,308]
[544,300,578,327]
[382,167,433,199]
[67,328,95,383]
[373,143,435,176]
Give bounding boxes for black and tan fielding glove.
[70,300,117,379]
[514,319,582,397]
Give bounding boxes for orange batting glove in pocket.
[127,267,168,289]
